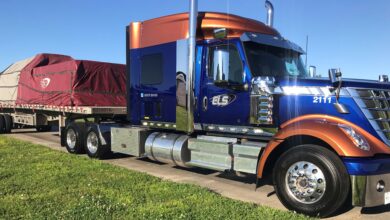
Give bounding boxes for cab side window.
[208,45,244,84]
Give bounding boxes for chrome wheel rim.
[87,132,99,154]
[285,161,326,204]
[66,128,76,149]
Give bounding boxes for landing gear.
[36,125,52,132]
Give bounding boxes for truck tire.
[272,145,350,217]
[3,114,13,133]
[64,123,85,154]
[0,115,5,134]
[84,126,109,159]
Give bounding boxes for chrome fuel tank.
[145,132,190,167]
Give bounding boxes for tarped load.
[16,59,126,107]
[0,54,72,106]
[0,57,34,105]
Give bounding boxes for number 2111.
[313,96,332,104]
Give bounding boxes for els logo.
[211,94,236,107]
[40,78,51,89]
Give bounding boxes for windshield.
[244,41,308,78]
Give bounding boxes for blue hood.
[275,76,390,147]
[277,77,390,90]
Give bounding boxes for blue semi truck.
[61,1,390,217]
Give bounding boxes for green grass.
[0,136,311,220]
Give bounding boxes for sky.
[0,0,390,79]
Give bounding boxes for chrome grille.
[348,88,390,145]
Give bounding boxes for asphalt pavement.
[3,129,390,219]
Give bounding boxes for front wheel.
[273,145,350,217]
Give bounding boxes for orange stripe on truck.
[257,114,390,178]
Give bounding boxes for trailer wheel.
[3,114,13,133]
[64,123,84,154]
[0,115,5,134]
[273,145,350,217]
[84,126,109,159]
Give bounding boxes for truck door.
[199,42,249,126]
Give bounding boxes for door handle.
[202,96,208,111]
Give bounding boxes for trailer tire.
[0,115,5,134]
[84,126,109,159]
[64,123,85,154]
[3,114,13,133]
[272,145,350,217]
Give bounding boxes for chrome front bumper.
[351,173,390,207]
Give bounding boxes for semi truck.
[2,0,390,217]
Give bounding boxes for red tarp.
[16,54,126,107]
[22,53,73,71]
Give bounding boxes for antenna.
[305,35,308,69]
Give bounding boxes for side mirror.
[328,68,342,84]
[379,75,389,82]
[328,68,349,114]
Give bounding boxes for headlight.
[338,124,370,151]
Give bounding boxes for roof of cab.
[129,12,280,49]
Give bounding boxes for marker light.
[213,28,228,39]
[338,124,370,151]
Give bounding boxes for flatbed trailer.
[0,53,127,134]
[0,105,127,133]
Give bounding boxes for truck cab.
[196,34,306,129]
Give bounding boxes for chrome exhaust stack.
[177,0,197,133]
[309,66,317,78]
[186,0,198,133]
[265,0,274,27]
